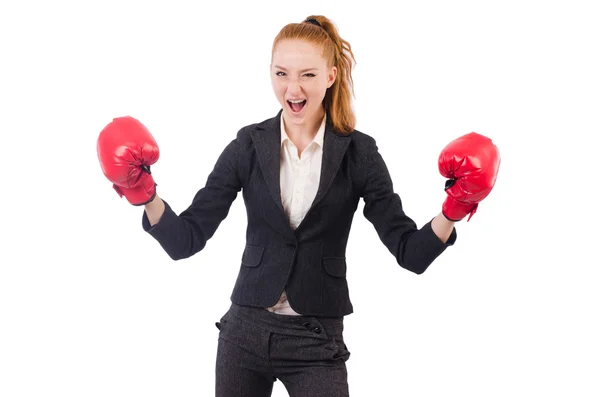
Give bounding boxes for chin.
[286,114,307,125]
[285,104,319,125]
[283,107,307,125]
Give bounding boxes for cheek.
[271,80,285,96]
[309,82,328,101]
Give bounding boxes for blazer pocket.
[322,257,347,278]
[241,245,264,268]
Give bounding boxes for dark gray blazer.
[142,110,456,317]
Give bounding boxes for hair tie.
[305,18,322,28]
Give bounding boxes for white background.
[1,0,598,396]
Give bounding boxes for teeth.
[288,99,305,103]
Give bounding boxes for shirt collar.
[280,113,326,148]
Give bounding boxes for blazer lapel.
[310,121,352,210]
[250,110,286,215]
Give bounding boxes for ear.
[327,66,337,88]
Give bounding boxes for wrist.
[431,213,455,243]
[144,193,162,209]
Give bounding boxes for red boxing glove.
[438,132,500,221]
[97,116,159,206]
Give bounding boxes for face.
[271,39,337,128]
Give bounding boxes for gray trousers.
[214,302,351,397]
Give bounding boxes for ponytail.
[272,15,357,134]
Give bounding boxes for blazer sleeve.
[141,136,242,260]
[362,137,456,274]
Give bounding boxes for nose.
[286,78,303,97]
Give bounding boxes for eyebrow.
[273,65,319,73]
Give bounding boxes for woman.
[97,14,500,397]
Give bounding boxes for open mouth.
[287,99,307,113]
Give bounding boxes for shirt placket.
[290,146,310,228]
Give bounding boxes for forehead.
[272,39,326,68]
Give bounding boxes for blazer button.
[286,242,296,248]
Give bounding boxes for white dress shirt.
[265,114,326,315]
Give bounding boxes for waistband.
[226,302,345,338]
